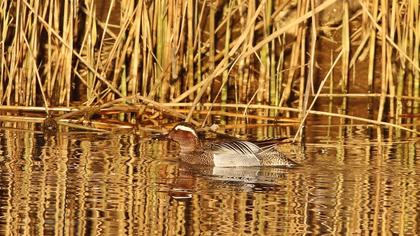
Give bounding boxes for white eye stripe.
[174,125,197,137]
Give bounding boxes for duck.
[167,122,297,167]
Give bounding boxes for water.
[0,124,418,235]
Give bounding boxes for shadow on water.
[0,123,418,235]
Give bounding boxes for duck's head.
[167,122,202,152]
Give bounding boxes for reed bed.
[0,0,419,134]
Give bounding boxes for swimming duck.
[167,122,297,167]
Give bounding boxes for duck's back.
[256,149,297,167]
[209,141,261,167]
[179,140,296,167]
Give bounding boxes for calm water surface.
[0,124,418,235]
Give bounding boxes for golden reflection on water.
[0,124,418,235]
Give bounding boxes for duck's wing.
[210,141,261,167]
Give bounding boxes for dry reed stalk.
[186,0,194,100]
[317,93,420,101]
[246,0,257,121]
[405,0,414,127]
[161,0,174,102]
[192,0,206,93]
[361,0,419,133]
[241,0,337,59]
[182,0,268,121]
[0,0,417,133]
[273,35,285,111]
[61,0,73,106]
[21,0,123,98]
[0,115,44,123]
[412,0,420,135]
[155,0,165,100]
[268,33,278,117]
[22,34,50,113]
[0,105,72,112]
[1,2,11,96]
[221,1,232,107]
[257,0,271,106]
[173,109,294,122]
[278,0,305,109]
[139,3,150,97]
[394,0,405,129]
[237,1,252,104]
[84,0,97,103]
[163,101,419,134]
[293,50,344,141]
[341,0,350,96]
[366,0,378,96]
[136,94,200,125]
[58,118,132,132]
[377,0,388,122]
[326,52,334,136]
[359,1,419,71]
[207,1,216,102]
[171,0,336,104]
[306,0,318,105]
[387,0,396,122]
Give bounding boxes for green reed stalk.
[257,0,271,106]
[246,0,256,105]
[221,1,232,106]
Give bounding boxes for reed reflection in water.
[0,125,418,235]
